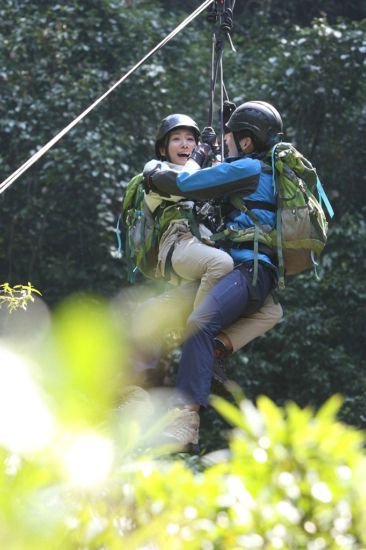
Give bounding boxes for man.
[144,100,283,451]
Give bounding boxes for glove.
[200,126,221,158]
[201,126,218,147]
[143,167,159,194]
[222,100,236,125]
[188,143,213,167]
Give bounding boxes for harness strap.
[276,207,285,289]
[252,224,260,286]
[227,201,276,220]
[231,241,277,260]
[271,144,285,289]
[228,193,276,286]
[164,242,178,282]
[245,200,276,212]
[229,194,261,224]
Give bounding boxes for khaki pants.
[222,293,283,352]
[170,236,283,350]
[171,236,234,307]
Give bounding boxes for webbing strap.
[115,214,122,258]
[125,225,135,283]
[209,226,232,242]
[229,194,261,224]
[140,212,147,269]
[316,177,334,219]
[271,143,287,288]
[271,143,279,193]
[310,250,321,281]
[276,208,285,289]
[252,225,259,286]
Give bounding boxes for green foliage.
[1,298,366,549]
[0,282,41,311]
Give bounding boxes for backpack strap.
[316,176,334,219]
[270,143,286,289]
[126,208,142,283]
[115,214,122,259]
[276,206,285,289]
[271,144,279,193]
[227,200,276,219]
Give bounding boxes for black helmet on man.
[155,114,200,160]
[226,101,283,153]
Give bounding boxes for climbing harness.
[0,0,215,195]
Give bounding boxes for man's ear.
[240,136,254,153]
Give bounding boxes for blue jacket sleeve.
[148,158,261,200]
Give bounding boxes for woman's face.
[161,128,197,165]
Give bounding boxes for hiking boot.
[118,385,154,415]
[163,407,200,454]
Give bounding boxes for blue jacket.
[221,157,276,266]
[148,156,276,266]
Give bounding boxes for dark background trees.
[0,1,365,447]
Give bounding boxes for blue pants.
[176,262,275,406]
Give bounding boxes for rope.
[207,0,236,132]
[0,0,214,195]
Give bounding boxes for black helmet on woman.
[155,114,200,160]
[226,101,283,153]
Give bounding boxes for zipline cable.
[0,0,214,195]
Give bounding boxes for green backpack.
[118,173,200,282]
[118,173,162,282]
[270,142,334,287]
[216,143,334,288]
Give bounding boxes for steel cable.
[0,0,214,195]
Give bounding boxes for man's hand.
[201,126,221,158]
[188,143,213,168]
[201,126,218,147]
[222,100,236,125]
